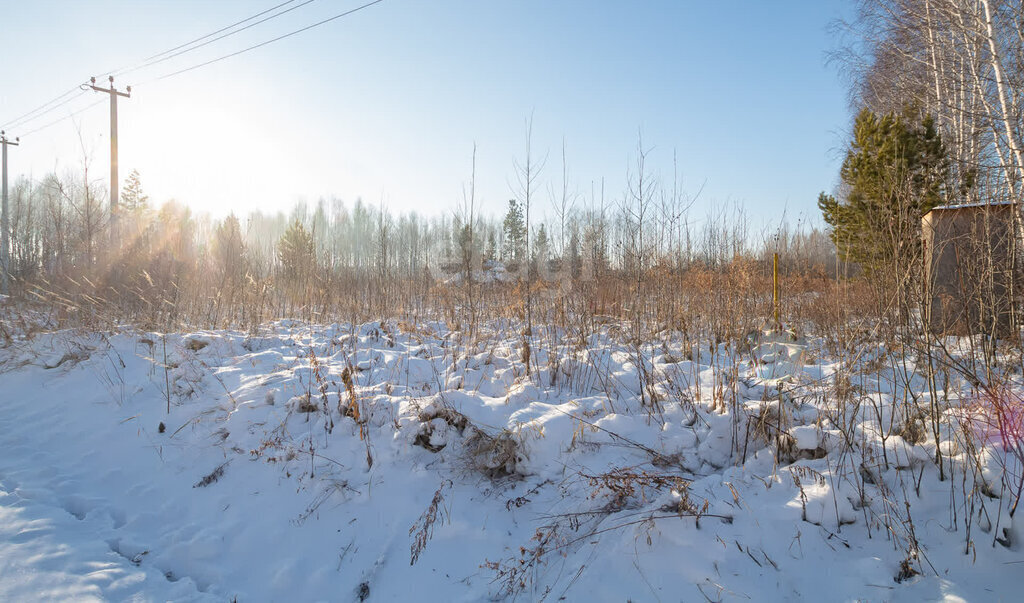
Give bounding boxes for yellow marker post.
[773,252,780,329]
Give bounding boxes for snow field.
[0,319,1020,601]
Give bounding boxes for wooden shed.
[922,202,1018,336]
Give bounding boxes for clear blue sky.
[0,0,853,229]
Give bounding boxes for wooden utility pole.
[89,76,130,243]
[1,130,18,297]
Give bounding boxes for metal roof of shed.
[926,201,1016,212]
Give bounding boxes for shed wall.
[923,205,1017,336]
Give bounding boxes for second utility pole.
[1,131,18,296]
[89,76,130,244]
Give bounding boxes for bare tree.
[512,116,546,353]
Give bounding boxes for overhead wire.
[118,0,321,77]
[17,98,106,139]
[157,0,386,81]
[2,0,386,139]
[140,0,300,63]
[95,0,303,79]
[1,0,314,131]
[0,85,87,131]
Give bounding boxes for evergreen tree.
[568,221,581,279]
[502,200,525,262]
[533,223,549,275]
[276,219,315,286]
[213,213,246,286]
[485,230,497,262]
[457,221,473,274]
[819,108,948,270]
[121,169,149,212]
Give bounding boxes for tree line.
[0,143,836,330]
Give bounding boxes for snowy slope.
[0,321,1020,601]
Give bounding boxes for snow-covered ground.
[0,320,1020,601]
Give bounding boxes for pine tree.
[568,221,581,279]
[276,219,315,286]
[457,221,473,275]
[121,169,149,212]
[819,108,948,270]
[485,230,497,262]
[533,223,549,276]
[214,213,246,286]
[502,200,525,262]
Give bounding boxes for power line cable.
[141,0,300,63]
[3,0,385,139]
[119,0,321,77]
[157,0,385,82]
[96,0,303,79]
[0,85,87,131]
[1,0,311,131]
[16,98,106,139]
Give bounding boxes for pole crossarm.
[88,84,131,98]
